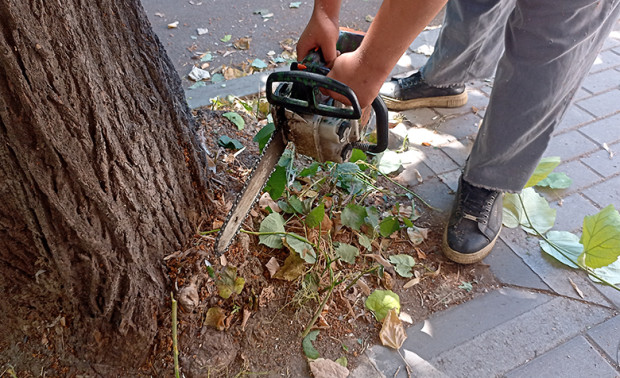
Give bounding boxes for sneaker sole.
[441,225,502,265]
[381,92,468,111]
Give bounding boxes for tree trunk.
[0,0,208,370]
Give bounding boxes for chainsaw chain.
[214,131,281,255]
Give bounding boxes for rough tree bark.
[0,0,208,371]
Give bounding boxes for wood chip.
[568,277,584,299]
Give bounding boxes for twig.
[171,293,180,378]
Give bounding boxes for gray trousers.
[421,0,620,192]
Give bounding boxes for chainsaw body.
[266,31,388,164]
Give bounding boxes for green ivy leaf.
[580,205,620,269]
[341,204,368,231]
[284,235,316,263]
[502,188,556,235]
[335,243,360,264]
[376,150,402,175]
[299,162,320,177]
[365,290,400,322]
[388,254,415,278]
[335,356,348,367]
[259,213,285,248]
[265,166,286,200]
[539,230,582,269]
[524,156,561,188]
[221,34,232,43]
[302,330,320,360]
[379,216,400,237]
[217,135,244,150]
[358,233,373,251]
[288,195,305,214]
[536,172,573,189]
[222,111,245,130]
[306,203,325,228]
[253,122,275,153]
[333,162,366,195]
[350,149,367,164]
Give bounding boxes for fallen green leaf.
[253,122,275,153]
[388,254,415,278]
[217,135,244,150]
[216,267,245,299]
[379,216,400,237]
[539,230,582,269]
[284,235,316,264]
[302,330,320,360]
[365,289,400,322]
[503,188,556,235]
[536,172,572,189]
[221,34,232,43]
[223,111,245,130]
[251,58,268,69]
[341,203,368,231]
[580,205,620,269]
[258,213,286,248]
[524,156,561,188]
[306,203,325,228]
[300,162,321,177]
[273,252,306,281]
[376,150,402,174]
[335,356,348,367]
[458,281,473,292]
[335,243,360,264]
[265,165,286,200]
[358,233,373,250]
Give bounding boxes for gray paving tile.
[434,88,489,117]
[548,193,601,233]
[544,130,599,162]
[425,296,614,377]
[582,67,620,93]
[554,105,595,134]
[400,107,439,127]
[500,227,615,306]
[408,28,441,52]
[589,50,620,73]
[415,145,460,175]
[406,123,455,147]
[577,89,620,118]
[593,283,620,310]
[435,113,482,141]
[579,112,620,146]
[483,238,549,290]
[581,142,620,177]
[437,169,461,193]
[440,137,474,167]
[587,315,620,365]
[395,159,436,186]
[368,287,554,377]
[573,87,593,102]
[602,31,620,50]
[582,174,620,209]
[409,176,455,211]
[505,336,619,378]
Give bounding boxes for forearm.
[312,0,342,23]
[358,0,448,79]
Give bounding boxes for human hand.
[296,9,340,66]
[324,51,390,109]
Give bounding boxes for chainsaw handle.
[352,96,388,155]
[266,71,362,119]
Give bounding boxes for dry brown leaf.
[205,307,226,331]
[259,286,275,307]
[233,37,251,50]
[364,253,392,270]
[382,271,394,290]
[403,276,421,289]
[213,220,223,229]
[356,278,371,296]
[259,192,281,213]
[568,277,585,299]
[379,308,407,350]
[308,358,349,378]
[415,247,427,260]
[265,257,280,278]
[425,263,442,277]
[220,254,228,267]
[177,283,200,312]
[320,214,333,234]
[273,253,305,281]
[241,308,251,331]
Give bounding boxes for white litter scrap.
[188,66,211,81]
[414,44,434,56]
[167,21,179,28]
[197,28,209,35]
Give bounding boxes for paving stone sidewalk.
[183,20,620,378]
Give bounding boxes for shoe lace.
[397,73,422,89]
[459,186,499,225]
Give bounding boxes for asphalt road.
[140,0,444,87]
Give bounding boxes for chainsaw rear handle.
[354,96,388,154]
[266,71,362,119]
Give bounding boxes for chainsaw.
[214,30,389,255]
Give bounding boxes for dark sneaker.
[443,176,503,264]
[379,71,468,111]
